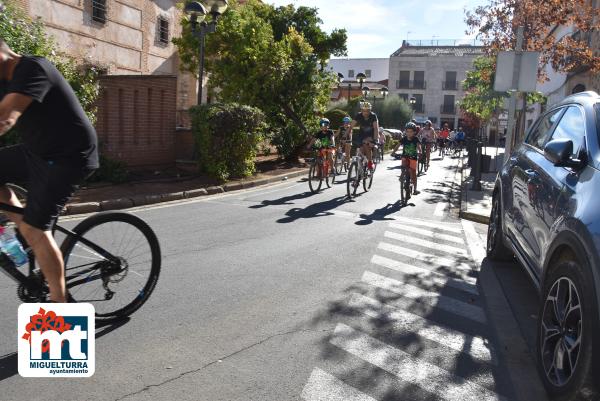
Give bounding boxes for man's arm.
[0,93,33,136]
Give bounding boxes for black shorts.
[0,145,93,230]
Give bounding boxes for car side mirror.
[544,138,585,169]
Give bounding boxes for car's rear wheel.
[537,259,596,401]
[487,191,513,261]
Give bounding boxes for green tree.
[0,0,100,143]
[459,57,506,122]
[374,97,412,129]
[174,0,346,161]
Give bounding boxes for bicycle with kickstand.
[0,184,161,322]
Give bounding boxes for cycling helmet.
[319,118,330,127]
[404,122,418,132]
[342,116,352,124]
[425,120,432,125]
[360,102,372,110]
[378,127,384,133]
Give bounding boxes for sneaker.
[413,189,420,195]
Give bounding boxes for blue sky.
[266,0,489,58]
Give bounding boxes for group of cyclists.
[308,101,467,197]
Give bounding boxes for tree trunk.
[280,102,310,164]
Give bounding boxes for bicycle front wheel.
[347,162,359,198]
[308,162,322,193]
[60,212,161,322]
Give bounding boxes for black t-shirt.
[313,129,335,147]
[0,56,99,169]
[354,112,378,139]
[401,136,420,160]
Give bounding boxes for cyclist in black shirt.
[348,102,379,170]
[0,39,99,302]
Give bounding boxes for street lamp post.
[184,0,229,105]
[409,96,416,119]
[356,72,366,92]
[362,86,370,101]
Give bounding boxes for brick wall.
[95,75,177,169]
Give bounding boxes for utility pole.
[504,27,524,162]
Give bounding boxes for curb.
[65,168,308,216]
[460,210,490,225]
[458,155,490,226]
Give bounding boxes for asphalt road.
[0,152,546,401]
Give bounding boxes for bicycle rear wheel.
[346,162,360,198]
[308,162,322,193]
[60,212,161,322]
[334,152,344,175]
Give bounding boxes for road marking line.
[378,242,474,272]
[434,201,448,217]
[392,216,463,233]
[349,293,495,364]
[362,271,486,324]
[301,368,376,401]
[461,220,487,265]
[371,254,478,295]
[388,223,465,244]
[331,324,505,401]
[384,231,468,257]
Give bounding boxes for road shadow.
[248,191,315,209]
[277,196,347,223]
[0,352,17,381]
[355,202,403,226]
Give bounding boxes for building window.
[572,84,586,94]
[443,71,458,90]
[413,71,425,89]
[398,93,409,102]
[348,70,355,78]
[365,69,372,78]
[441,95,456,114]
[413,94,424,113]
[158,16,169,44]
[92,0,107,24]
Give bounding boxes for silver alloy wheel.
[540,277,583,387]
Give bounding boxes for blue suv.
[487,91,600,400]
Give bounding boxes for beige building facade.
[389,42,484,128]
[13,0,200,121]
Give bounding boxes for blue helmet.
[342,116,352,124]
[320,118,330,127]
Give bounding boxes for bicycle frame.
[0,201,120,291]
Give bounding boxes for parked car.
[487,91,600,400]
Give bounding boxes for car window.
[549,106,586,158]
[525,109,562,149]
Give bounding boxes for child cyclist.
[336,116,353,164]
[307,118,336,176]
[399,122,422,195]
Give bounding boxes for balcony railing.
[395,80,427,90]
[440,105,456,115]
[442,81,458,90]
[412,104,425,113]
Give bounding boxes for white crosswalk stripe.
[384,231,469,257]
[302,213,501,400]
[370,254,478,295]
[302,368,376,401]
[388,222,465,244]
[392,215,463,234]
[330,324,505,401]
[362,271,486,324]
[349,293,495,364]
[378,242,474,272]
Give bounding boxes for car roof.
[556,91,600,107]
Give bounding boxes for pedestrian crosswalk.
[302,216,506,401]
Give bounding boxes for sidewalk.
[64,160,309,215]
[460,146,505,225]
